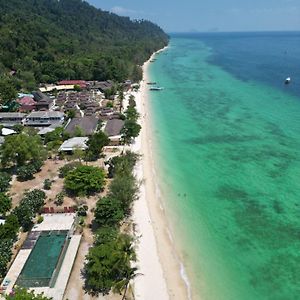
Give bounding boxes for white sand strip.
[132,47,190,300]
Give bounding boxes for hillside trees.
[0,0,169,89]
[0,76,17,104]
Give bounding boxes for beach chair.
[50,207,55,214]
[64,207,68,213]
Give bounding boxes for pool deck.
[0,249,31,297]
[32,213,76,232]
[0,214,80,299]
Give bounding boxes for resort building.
[24,111,64,127]
[0,112,26,127]
[39,85,75,93]
[0,214,81,300]
[16,96,37,112]
[59,137,89,152]
[64,116,99,136]
[57,80,87,89]
[104,119,125,145]
[32,91,53,110]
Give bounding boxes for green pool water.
[17,231,67,287]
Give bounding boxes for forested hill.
[0,0,169,90]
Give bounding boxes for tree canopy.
[13,189,46,231]
[83,233,137,296]
[86,131,110,161]
[0,193,12,216]
[0,0,169,90]
[64,165,106,196]
[0,172,11,193]
[0,133,46,168]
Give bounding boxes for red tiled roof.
[17,96,36,106]
[57,80,87,88]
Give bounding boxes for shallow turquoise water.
[148,36,300,300]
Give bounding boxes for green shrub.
[12,189,46,231]
[37,215,44,224]
[43,179,52,190]
[0,172,12,193]
[17,160,43,181]
[59,162,82,178]
[54,192,64,206]
[77,205,88,217]
[17,165,36,181]
[0,193,12,215]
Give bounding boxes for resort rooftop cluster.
[0,76,142,299]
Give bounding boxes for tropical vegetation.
[0,0,169,92]
[84,151,139,297]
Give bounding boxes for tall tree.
[83,234,137,297]
[0,133,46,168]
[86,132,109,161]
[64,165,106,196]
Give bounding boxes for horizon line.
[167,30,300,34]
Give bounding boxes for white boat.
[285,77,291,84]
[150,86,164,91]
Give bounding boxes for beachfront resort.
[0,76,143,299]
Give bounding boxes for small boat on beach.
[150,86,164,91]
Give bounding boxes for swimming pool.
[17,231,68,287]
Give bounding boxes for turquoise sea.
[147,32,300,300]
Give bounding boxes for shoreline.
[132,46,192,300]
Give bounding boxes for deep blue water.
[171,32,300,98]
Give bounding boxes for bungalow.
[104,119,125,145]
[24,111,64,127]
[88,80,113,93]
[17,96,36,112]
[39,84,75,93]
[58,80,87,89]
[32,91,53,110]
[59,137,88,152]
[64,116,98,136]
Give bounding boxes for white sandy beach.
[132,48,191,300]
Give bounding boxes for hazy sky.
[87,0,300,32]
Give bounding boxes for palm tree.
[113,234,142,300]
[113,267,140,300]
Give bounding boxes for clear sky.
[87,0,300,32]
